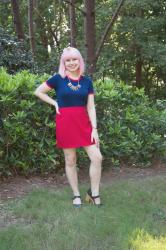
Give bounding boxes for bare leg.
[63,148,81,205]
[83,144,103,204]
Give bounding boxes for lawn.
[0,175,166,250]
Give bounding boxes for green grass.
[0,175,166,250]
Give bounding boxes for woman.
[34,47,103,207]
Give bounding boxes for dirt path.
[0,164,166,201]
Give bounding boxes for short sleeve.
[88,79,95,95]
[45,74,59,89]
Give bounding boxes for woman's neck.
[66,71,80,80]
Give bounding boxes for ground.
[0,163,166,201]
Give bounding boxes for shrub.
[95,80,166,167]
[0,68,61,176]
[0,28,33,74]
[0,69,165,176]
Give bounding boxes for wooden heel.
[85,194,92,203]
[85,189,102,206]
[85,193,94,204]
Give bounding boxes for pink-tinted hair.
[58,47,85,78]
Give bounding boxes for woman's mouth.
[69,65,77,69]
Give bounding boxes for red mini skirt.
[55,106,95,148]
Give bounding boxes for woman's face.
[64,58,80,73]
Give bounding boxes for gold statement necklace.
[67,76,81,91]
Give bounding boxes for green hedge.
[95,80,166,167]
[0,68,165,176]
[0,68,62,176]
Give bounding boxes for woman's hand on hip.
[54,101,60,114]
[91,128,99,147]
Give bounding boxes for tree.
[69,0,77,47]
[84,0,126,75]
[108,0,166,94]
[1,0,165,97]
[66,0,125,75]
[33,0,49,60]
[11,0,24,40]
[84,0,96,75]
[28,0,35,57]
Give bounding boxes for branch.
[53,7,63,47]
[34,7,61,54]
[95,0,126,62]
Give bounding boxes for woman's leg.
[63,148,81,204]
[83,144,103,204]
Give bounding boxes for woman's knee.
[64,154,77,167]
[91,151,103,164]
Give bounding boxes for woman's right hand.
[54,101,60,114]
[34,82,60,114]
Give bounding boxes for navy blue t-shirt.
[46,74,94,108]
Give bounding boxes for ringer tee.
[46,74,94,108]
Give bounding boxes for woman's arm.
[87,94,99,147]
[34,82,60,114]
[87,94,97,129]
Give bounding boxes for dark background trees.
[0,0,166,98]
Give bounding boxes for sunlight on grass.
[130,229,166,250]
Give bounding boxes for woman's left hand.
[91,128,100,148]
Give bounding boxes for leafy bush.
[95,80,166,167]
[0,68,62,176]
[0,69,165,176]
[0,28,33,73]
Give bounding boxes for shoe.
[85,189,102,206]
[72,195,82,208]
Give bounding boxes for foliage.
[0,1,166,98]
[0,68,61,176]
[97,0,166,98]
[95,79,166,167]
[0,28,33,73]
[0,69,165,176]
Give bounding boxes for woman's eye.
[66,58,77,62]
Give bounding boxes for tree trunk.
[11,0,24,40]
[84,0,125,77]
[84,0,96,76]
[135,58,142,88]
[34,0,48,60]
[69,0,77,47]
[135,8,144,88]
[28,0,35,58]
